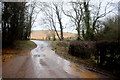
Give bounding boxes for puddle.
[56,56,97,78]
[40,59,48,66]
[33,54,40,57]
[30,40,99,78]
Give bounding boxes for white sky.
[31,0,119,33]
[0,0,119,33]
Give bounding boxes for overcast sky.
[31,0,119,33]
[0,0,119,33]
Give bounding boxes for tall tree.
[82,0,114,40]
[53,2,64,40]
[37,2,62,40]
[2,2,33,47]
[25,1,36,39]
[62,1,83,40]
[83,1,93,40]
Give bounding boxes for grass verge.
[51,41,95,66]
[2,40,37,62]
[51,41,116,78]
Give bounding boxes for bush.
[96,40,120,66]
[69,40,120,73]
[69,41,96,59]
[95,40,120,77]
[56,41,70,48]
[94,16,119,41]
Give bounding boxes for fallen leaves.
[2,54,16,62]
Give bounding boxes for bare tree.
[91,1,115,32]
[37,2,64,41]
[62,1,83,40]
[62,0,114,40]
[86,0,115,40]
[83,0,92,40]
[26,1,37,39]
[53,2,64,40]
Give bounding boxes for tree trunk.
[77,23,81,40]
[52,19,61,40]
[83,2,93,40]
[55,5,64,40]
[57,13,64,40]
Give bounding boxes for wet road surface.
[3,40,108,78]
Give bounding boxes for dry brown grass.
[2,40,37,62]
[30,30,77,40]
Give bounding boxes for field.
[30,30,77,40]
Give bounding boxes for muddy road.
[3,40,108,78]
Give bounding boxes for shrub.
[69,41,96,59]
[96,40,120,67]
[57,41,70,48]
[69,40,120,67]
[67,40,120,77]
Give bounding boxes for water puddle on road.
[56,56,98,78]
[31,40,99,78]
[40,59,48,66]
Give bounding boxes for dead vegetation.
[51,41,120,78]
[30,30,77,40]
[2,40,37,62]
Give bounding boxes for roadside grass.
[14,40,37,50]
[2,40,37,62]
[51,41,95,67]
[51,41,116,78]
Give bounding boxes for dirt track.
[2,40,108,78]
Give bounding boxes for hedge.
[69,41,96,59]
[69,40,120,67]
